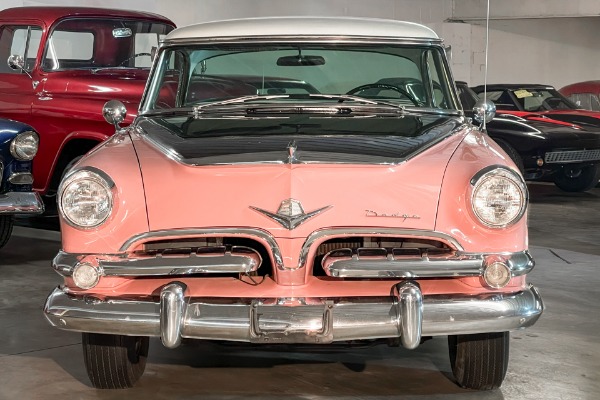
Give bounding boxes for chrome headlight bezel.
[10,131,39,161]
[470,166,528,229]
[58,167,115,229]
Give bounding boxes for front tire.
[0,215,14,250]
[82,333,149,389]
[448,332,509,390]
[553,164,600,192]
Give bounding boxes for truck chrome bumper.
[0,192,44,214]
[44,282,543,349]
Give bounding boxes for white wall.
[3,1,600,90]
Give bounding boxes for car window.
[511,88,576,112]
[42,18,173,70]
[568,93,600,111]
[0,25,42,72]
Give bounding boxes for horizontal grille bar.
[321,248,534,278]
[545,149,600,164]
[53,246,262,277]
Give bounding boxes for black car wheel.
[553,164,600,192]
[494,139,524,174]
[82,333,149,389]
[448,332,509,390]
[0,215,14,250]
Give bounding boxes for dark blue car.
[0,118,44,249]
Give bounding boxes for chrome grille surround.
[544,149,600,164]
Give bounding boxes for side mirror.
[102,100,127,130]
[473,98,496,126]
[7,54,33,80]
[7,54,24,70]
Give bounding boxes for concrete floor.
[0,182,598,400]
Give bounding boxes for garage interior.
[1,1,599,399]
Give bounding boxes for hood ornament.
[250,199,331,230]
[287,140,298,164]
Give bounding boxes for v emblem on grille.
[250,199,331,230]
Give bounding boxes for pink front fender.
[60,133,149,254]
[436,130,528,253]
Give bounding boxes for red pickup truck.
[0,7,175,200]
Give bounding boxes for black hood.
[135,113,465,165]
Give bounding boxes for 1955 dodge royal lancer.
[43,17,544,391]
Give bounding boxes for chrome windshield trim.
[163,36,443,46]
[118,228,283,269]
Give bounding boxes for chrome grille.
[545,149,600,164]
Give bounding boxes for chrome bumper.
[44,282,544,349]
[0,192,44,214]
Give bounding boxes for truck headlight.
[10,131,39,161]
[471,167,527,228]
[59,168,114,228]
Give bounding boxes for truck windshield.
[42,18,174,71]
[143,43,458,112]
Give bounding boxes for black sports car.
[456,81,600,192]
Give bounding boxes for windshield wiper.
[193,94,291,113]
[192,93,406,117]
[308,93,405,111]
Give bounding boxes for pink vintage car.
[44,17,543,391]
[0,7,175,201]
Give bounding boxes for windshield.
[491,88,578,112]
[142,43,458,112]
[42,18,174,71]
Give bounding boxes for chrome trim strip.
[118,228,283,269]
[53,246,262,277]
[0,192,44,214]
[0,162,3,185]
[321,249,534,278]
[44,284,543,346]
[298,228,465,270]
[7,172,34,185]
[163,37,443,46]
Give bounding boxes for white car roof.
[166,16,439,41]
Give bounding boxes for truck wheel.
[82,333,149,389]
[495,140,524,174]
[553,164,600,192]
[0,215,14,249]
[448,332,509,390]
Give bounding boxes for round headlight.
[59,169,114,228]
[471,167,527,228]
[10,131,39,161]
